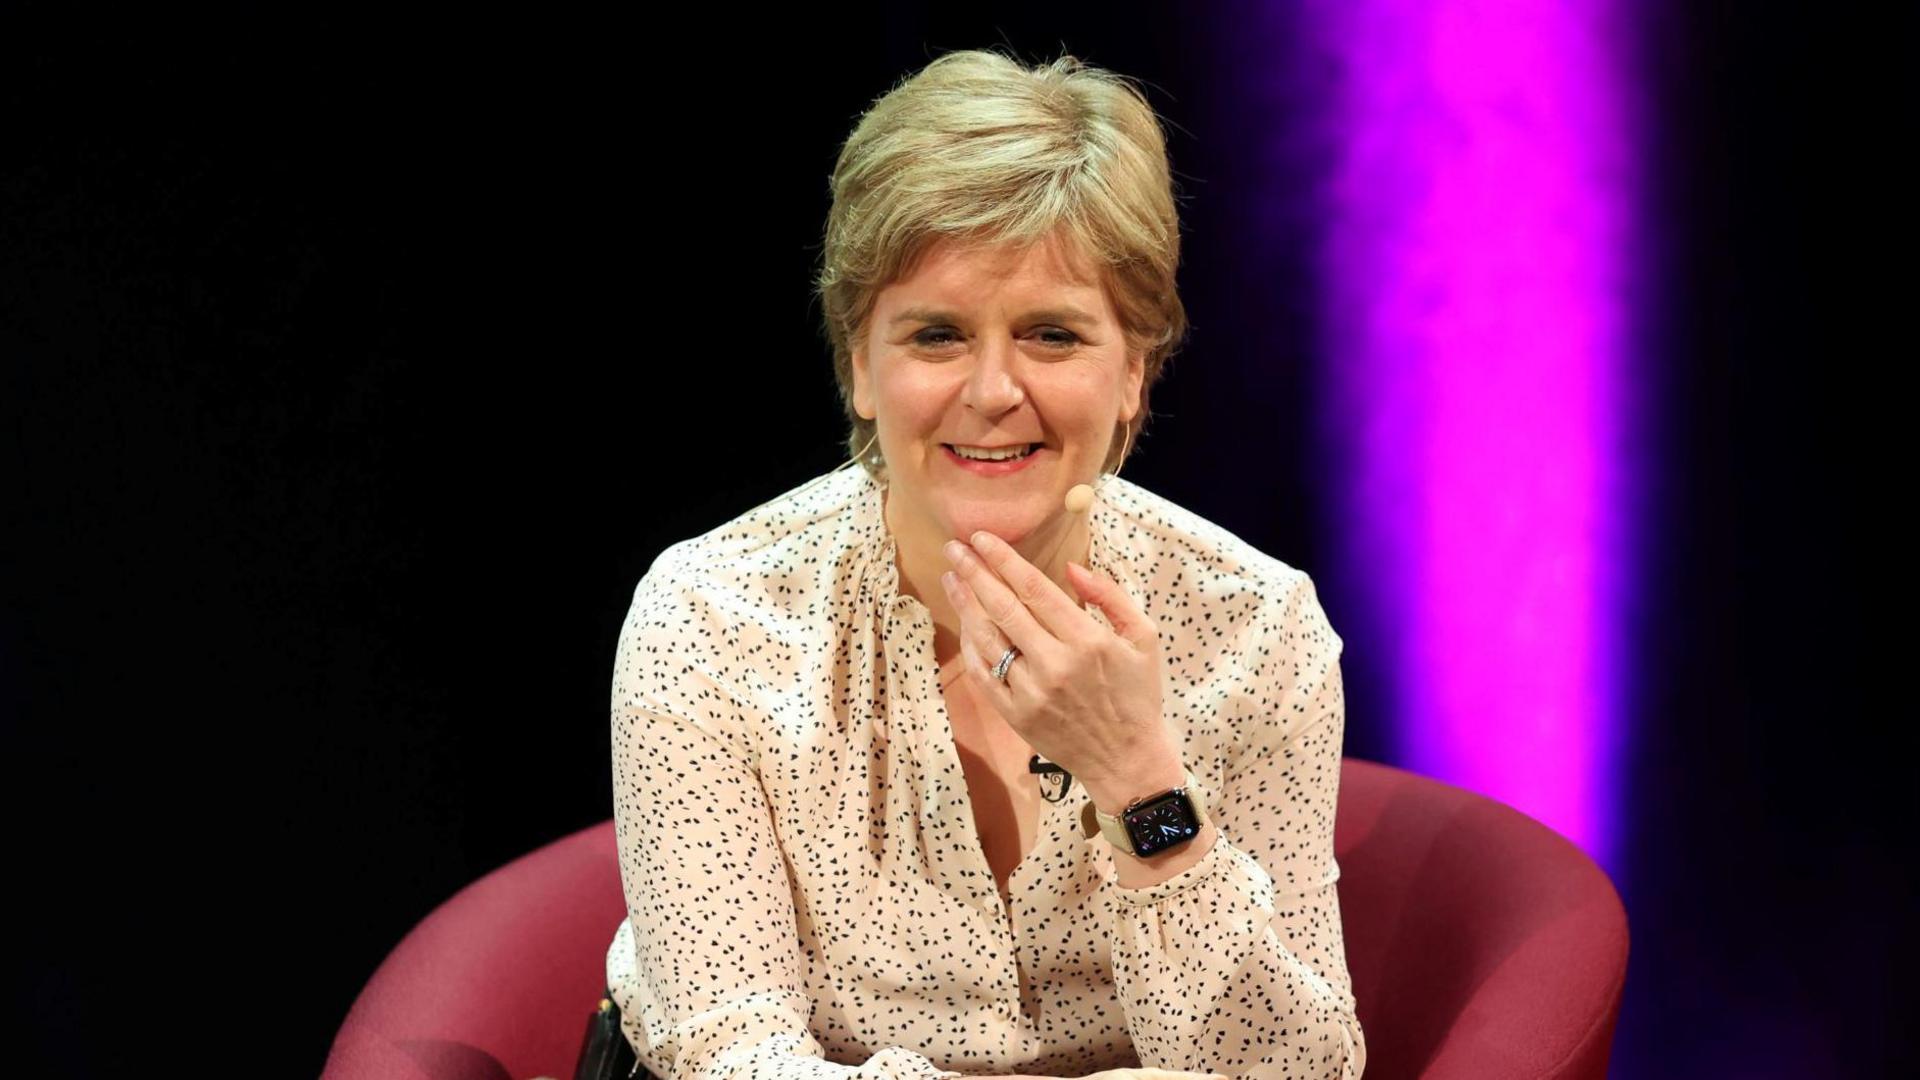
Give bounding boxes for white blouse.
[605,465,1364,1080]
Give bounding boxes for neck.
[882,483,1090,670]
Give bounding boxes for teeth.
[952,444,1035,461]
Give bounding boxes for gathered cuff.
[1107,830,1239,907]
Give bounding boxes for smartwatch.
[1080,767,1210,858]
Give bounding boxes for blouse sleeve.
[610,576,965,1080]
[1103,572,1366,1080]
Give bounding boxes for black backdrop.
[4,5,1908,1078]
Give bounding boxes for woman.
[603,48,1365,1080]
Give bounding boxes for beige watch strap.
[1079,767,1209,853]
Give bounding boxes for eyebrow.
[888,305,1101,329]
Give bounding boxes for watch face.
[1123,791,1200,857]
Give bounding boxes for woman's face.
[851,230,1144,553]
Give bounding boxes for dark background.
[3,5,1907,1078]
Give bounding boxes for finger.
[941,571,1016,693]
[1065,559,1157,651]
[943,536,1063,661]
[965,530,1102,642]
[948,526,1098,638]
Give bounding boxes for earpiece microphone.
[1038,481,1097,587]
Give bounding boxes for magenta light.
[1313,0,1636,866]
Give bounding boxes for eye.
[907,326,1081,352]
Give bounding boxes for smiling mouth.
[943,443,1042,459]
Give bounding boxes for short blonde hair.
[814,47,1190,485]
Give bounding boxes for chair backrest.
[322,818,629,1080]
[1336,759,1629,1080]
[324,758,1627,1080]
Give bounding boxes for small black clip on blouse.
[1029,755,1074,803]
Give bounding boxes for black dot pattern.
[606,467,1365,1080]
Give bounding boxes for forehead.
[889,231,1106,302]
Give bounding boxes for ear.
[851,345,875,420]
[1119,349,1146,423]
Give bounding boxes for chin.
[949,503,1058,546]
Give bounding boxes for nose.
[961,335,1026,415]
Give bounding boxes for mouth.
[943,441,1042,457]
[942,442,1044,474]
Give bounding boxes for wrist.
[1082,746,1187,815]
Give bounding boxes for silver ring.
[991,645,1020,682]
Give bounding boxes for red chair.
[322,758,1628,1080]
[1335,760,1629,1079]
[320,819,632,1080]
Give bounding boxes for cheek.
[880,370,953,426]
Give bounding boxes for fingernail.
[943,540,965,563]
[940,571,957,593]
[971,530,993,548]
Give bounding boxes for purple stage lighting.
[1312,0,1638,866]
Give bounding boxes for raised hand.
[940,531,1179,801]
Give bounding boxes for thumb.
[1066,561,1154,650]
